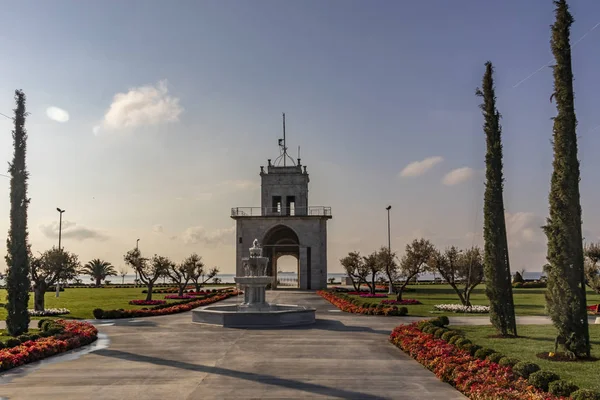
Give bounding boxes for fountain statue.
[191,239,316,328]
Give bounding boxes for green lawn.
[450,324,600,392]
[0,329,40,344]
[0,287,237,320]
[346,284,600,317]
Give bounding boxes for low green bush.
[397,306,408,316]
[0,342,5,350]
[570,389,600,400]
[417,320,430,331]
[37,319,50,329]
[528,370,560,392]
[437,316,450,326]
[455,338,471,348]
[433,328,447,338]
[448,335,463,345]
[28,334,40,341]
[512,361,541,379]
[548,380,579,397]
[441,330,459,342]
[486,352,505,364]
[5,338,21,348]
[498,357,520,367]
[474,347,496,360]
[17,334,31,342]
[463,343,482,356]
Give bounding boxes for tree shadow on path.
[94,349,388,400]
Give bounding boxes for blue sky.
[1,0,599,274]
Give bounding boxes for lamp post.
[135,239,140,286]
[386,205,393,294]
[56,208,65,297]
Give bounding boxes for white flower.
[433,304,489,313]
[28,308,70,316]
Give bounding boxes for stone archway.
[262,224,300,289]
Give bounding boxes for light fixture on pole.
[56,208,65,297]
[386,205,393,295]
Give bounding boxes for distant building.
[231,115,332,290]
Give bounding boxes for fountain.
[191,239,316,328]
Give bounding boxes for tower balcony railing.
[231,206,332,217]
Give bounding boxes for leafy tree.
[30,248,80,311]
[185,253,218,292]
[396,238,435,300]
[428,246,484,306]
[583,242,600,293]
[124,249,170,300]
[5,89,31,336]
[477,60,518,337]
[543,0,590,358]
[377,246,398,294]
[340,251,367,291]
[119,267,127,285]
[166,259,195,296]
[81,259,117,287]
[362,252,382,294]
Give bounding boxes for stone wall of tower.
[260,165,309,216]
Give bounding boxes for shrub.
[5,338,21,348]
[397,306,408,316]
[29,334,40,341]
[93,308,104,319]
[18,334,31,342]
[0,342,4,350]
[422,325,435,334]
[441,330,459,342]
[430,318,445,327]
[528,370,560,392]
[448,335,463,345]
[570,389,600,400]
[486,352,505,364]
[433,328,446,338]
[436,316,450,326]
[512,361,541,379]
[417,320,430,331]
[455,338,472,349]
[548,380,579,397]
[474,347,496,360]
[37,319,50,329]
[463,343,482,356]
[512,282,524,288]
[498,357,520,367]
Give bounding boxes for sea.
[0,271,545,286]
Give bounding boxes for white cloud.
[180,226,235,246]
[399,156,443,177]
[442,167,476,186]
[152,224,164,234]
[39,220,108,242]
[101,80,183,130]
[46,107,69,123]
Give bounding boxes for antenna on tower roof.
[274,112,296,167]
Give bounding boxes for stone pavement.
[0,291,467,400]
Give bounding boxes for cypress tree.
[477,62,517,337]
[543,0,590,358]
[5,89,31,336]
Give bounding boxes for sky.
[1,0,600,275]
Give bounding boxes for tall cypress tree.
[477,62,517,337]
[543,0,590,358]
[5,89,31,336]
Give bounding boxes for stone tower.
[231,115,332,290]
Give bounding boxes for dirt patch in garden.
[536,352,599,362]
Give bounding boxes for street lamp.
[56,208,65,297]
[386,205,393,295]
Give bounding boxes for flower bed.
[317,290,408,316]
[94,290,238,319]
[164,294,196,300]
[587,304,599,314]
[434,304,490,313]
[0,320,97,373]
[28,308,70,316]
[359,293,388,298]
[390,321,561,399]
[128,299,166,306]
[381,299,421,305]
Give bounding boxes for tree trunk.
[370,273,376,294]
[34,286,45,311]
[194,280,200,292]
[448,282,466,306]
[464,288,472,307]
[145,283,153,301]
[95,277,102,287]
[178,282,184,297]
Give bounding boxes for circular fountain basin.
[191,304,316,328]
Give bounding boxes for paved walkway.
[0,292,466,400]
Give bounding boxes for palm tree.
[81,259,117,287]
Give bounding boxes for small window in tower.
[239,237,243,244]
[287,196,296,216]
[272,196,282,214]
